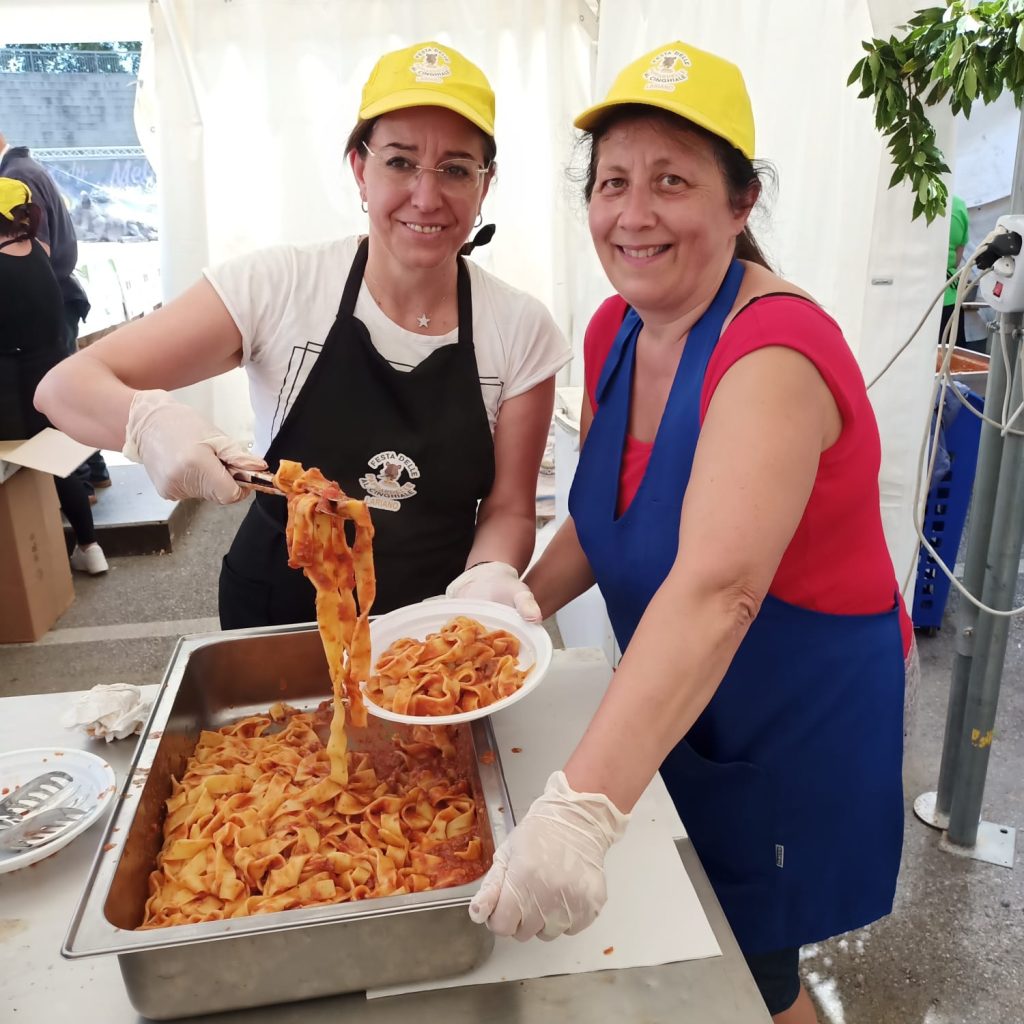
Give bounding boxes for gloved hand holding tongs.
[123,389,267,504]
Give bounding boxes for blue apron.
[569,261,904,954]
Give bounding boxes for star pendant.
[417,313,431,328]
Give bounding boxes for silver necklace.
[416,309,445,329]
[364,272,451,331]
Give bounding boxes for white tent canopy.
[4,0,959,591]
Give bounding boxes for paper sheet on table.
[367,648,720,999]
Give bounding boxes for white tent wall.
[144,1,231,437]
[0,0,148,43]
[592,0,951,592]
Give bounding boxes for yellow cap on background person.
[358,41,495,138]
[574,41,755,158]
[0,177,32,220]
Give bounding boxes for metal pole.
[942,108,1024,848]
[927,109,1024,844]
[947,326,1024,846]
[934,320,1013,819]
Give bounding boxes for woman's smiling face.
[352,105,493,273]
[587,116,753,319]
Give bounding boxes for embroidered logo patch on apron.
[359,450,420,511]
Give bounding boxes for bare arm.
[35,279,243,450]
[563,346,841,812]
[464,377,555,574]
[523,392,597,614]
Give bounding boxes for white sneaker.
[70,544,109,575]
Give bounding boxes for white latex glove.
[445,561,542,622]
[469,770,630,941]
[123,389,267,504]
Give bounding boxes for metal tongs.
[231,469,283,496]
[0,770,78,826]
[0,770,86,853]
[0,807,88,853]
[232,470,345,514]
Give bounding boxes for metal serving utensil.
[231,470,348,514]
[231,469,283,496]
[0,770,77,828]
[0,806,88,853]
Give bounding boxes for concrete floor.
[0,494,1021,1023]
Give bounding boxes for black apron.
[219,238,495,628]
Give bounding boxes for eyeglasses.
[361,142,489,195]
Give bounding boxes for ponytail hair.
[0,202,40,239]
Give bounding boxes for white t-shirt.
[204,236,571,456]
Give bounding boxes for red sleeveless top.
[583,294,912,655]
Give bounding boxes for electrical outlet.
[979,215,1024,313]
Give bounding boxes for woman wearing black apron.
[36,42,569,622]
[468,42,907,1024]
[219,236,497,622]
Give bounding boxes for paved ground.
[0,494,1021,1023]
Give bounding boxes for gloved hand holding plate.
[360,598,553,726]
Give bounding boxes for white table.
[0,653,771,1023]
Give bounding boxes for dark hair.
[0,204,32,239]
[344,116,497,167]
[581,104,774,269]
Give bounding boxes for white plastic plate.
[0,748,116,874]
[361,598,553,726]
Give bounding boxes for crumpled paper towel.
[61,683,152,741]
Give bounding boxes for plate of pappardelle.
[361,598,553,726]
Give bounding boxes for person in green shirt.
[939,194,969,346]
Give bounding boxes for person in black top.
[0,178,107,574]
[0,132,110,492]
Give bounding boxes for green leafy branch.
[849,0,1024,222]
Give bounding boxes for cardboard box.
[0,429,99,643]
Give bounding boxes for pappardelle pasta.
[140,704,486,928]
[365,616,532,717]
[275,460,375,786]
[140,462,488,930]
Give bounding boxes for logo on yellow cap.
[411,46,451,84]
[643,49,691,93]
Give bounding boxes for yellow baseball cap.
[359,41,495,138]
[0,177,32,220]
[574,41,754,159]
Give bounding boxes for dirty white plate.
[0,748,116,874]
[361,598,553,726]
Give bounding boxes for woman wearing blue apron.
[469,42,907,1023]
[36,42,569,623]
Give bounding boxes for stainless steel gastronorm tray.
[63,623,515,1020]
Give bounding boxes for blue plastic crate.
[911,387,985,631]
